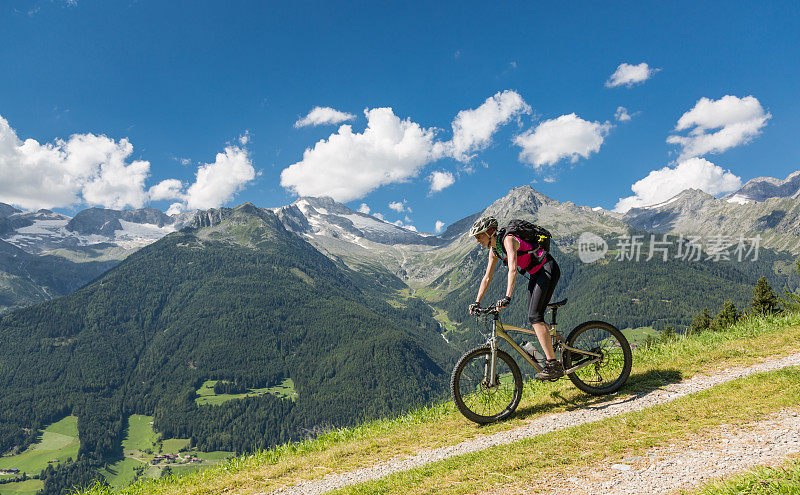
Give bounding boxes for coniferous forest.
[0,209,459,494]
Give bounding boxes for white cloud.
[239,131,251,145]
[373,212,385,221]
[514,113,612,168]
[606,62,659,88]
[0,114,151,210]
[166,202,184,216]
[388,200,410,213]
[428,170,455,194]
[442,90,531,162]
[614,157,742,213]
[281,107,439,202]
[148,179,184,201]
[183,146,255,210]
[357,203,370,214]
[667,95,771,160]
[434,220,446,234]
[615,106,632,122]
[0,113,257,213]
[294,106,357,128]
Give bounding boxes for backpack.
[496,220,552,270]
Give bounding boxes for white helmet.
[469,216,498,237]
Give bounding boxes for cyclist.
[468,216,563,380]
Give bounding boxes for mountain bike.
[450,298,632,424]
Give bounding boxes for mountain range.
[3,173,800,493]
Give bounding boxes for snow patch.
[726,194,752,205]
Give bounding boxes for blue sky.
[1,1,798,233]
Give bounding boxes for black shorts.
[526,255,560,325]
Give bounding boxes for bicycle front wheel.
[450,346,522,424]
[563,321,632,395]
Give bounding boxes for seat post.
[551,307,558,326]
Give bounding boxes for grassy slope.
[98,415,232,489]
[0,416,79,472]
[336,368,800,494]
[194,379,297,406]
[0,416,79,495]
[689,457,800,494]
[78,311,800,495]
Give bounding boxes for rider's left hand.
[495,296,511,309]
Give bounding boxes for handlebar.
[471,306,499,316]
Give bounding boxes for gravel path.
[270,353,800,495]
[539,409,800,495]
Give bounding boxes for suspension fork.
[487,319,498,387]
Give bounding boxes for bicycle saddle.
[547,298,568,309]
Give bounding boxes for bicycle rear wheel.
[563,321,632,395]
[450,346,522,424]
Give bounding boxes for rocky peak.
[0,203,21,218]
[723,170,800,203]
[481,185,552,218]
[67,207,174,237]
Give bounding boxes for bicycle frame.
[485,313,603,387]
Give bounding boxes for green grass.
[621,325,659,346]
[0,478,44,495]
[0,416,79,473]
[79,311,800,495]
[333,368,800,494]
[160,440,189,453]
[0,416,79,495]
[98,458,147,489]
[100,415,233,489]
[100,415,160,488]
[689,457,800,494]
[122,415,159,453]
[195,378,296,405]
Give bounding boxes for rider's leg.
[527,257,561,375]
[533,322,556,360]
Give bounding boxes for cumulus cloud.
[281,107,439,202]
[388,200,410,213]
[442,90,531,162]
[0,113,256,213]
[428,170,455,194]
[514,114,612,168]
[182,146,255,210]
[615,106,632,122]
[148,179,184,201]
[606,62,659,88]
[434,220,446,234]
[294,106,357,128]
[357,203,370,214]
[0,114,151,210]
[667,95,771,160]
[614,157,742,213]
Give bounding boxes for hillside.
[75,310,800,495]
[0,204,459,494]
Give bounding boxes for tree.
[660,324,675,343]
[781,258,800,311]
[689,308,712,335]
[751,276,781,315]
[715,300,740,330]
